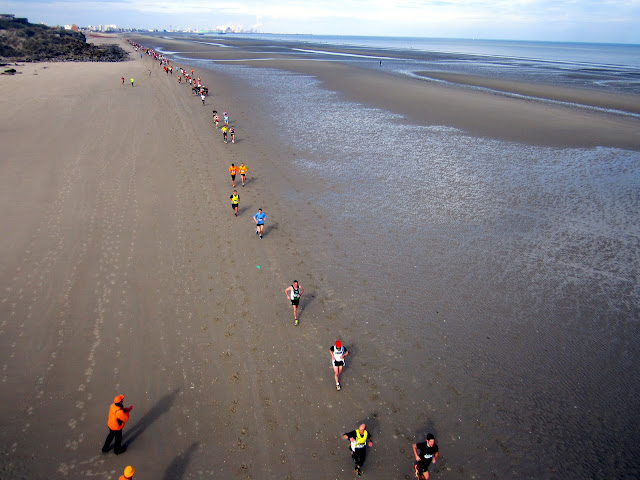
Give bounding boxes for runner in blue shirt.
[253,208,266,239]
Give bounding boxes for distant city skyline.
[4,0,640,44]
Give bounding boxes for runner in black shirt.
[343,423,373,476]
[412,433,439,479]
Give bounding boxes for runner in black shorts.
[230,190,239,217]
[412,434,439,479]
[284,280,303,325]
[330,340,349,390]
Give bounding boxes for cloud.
[4,0,640,42]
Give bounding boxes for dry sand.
[1,35,638,480]
[1,38,365,479]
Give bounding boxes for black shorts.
[291,299,300,306]
[418,459,432,472]
[333,360,344,367]
[231,203,238,209]
[231,174,236,180]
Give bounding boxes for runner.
[253,208,266,239]
[343,424,373,477]
[230,126,236,144]
[238,162,247,186]
[213,113,220,128]
[121,76,125,85]
[284,280,304,325]
[221,124,228,144]
[223,110,229,125]
[130,78,134,87]
[201,92,206,106]
[330,340,349,390]
[229,163,237,186]
[230,190,239,217]
[412,434,438,480]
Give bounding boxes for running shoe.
[336,383,341,391]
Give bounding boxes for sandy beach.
[1,34,639,479]
[2,36,403,479]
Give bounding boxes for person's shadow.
[341,341,357,374]
[263,222,277,237]
[301,291,316,311]
[413,419,438,442]
[237,206,249,216]
[364,412,380,435]
[123,388,180,446]
[162,441,200,480]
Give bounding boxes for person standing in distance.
[412,433,439,479]
[343,423,373,476]
[119,466,135,480]
[230,190,239,217]
[284,280,304,325]
[229,163,238,187]
[102,395,133,454]
[330,340,348,390]
[253,208,266,239]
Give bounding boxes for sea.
[143,34,640,478]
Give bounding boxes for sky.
[4,0,640,44]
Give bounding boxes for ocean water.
[150,35,640,478]
[195,34,640,95]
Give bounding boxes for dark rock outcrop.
[0,18,128,62]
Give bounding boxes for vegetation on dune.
[0,18,128,62]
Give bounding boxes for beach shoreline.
[140,34,640,150]
[1,34,638,480]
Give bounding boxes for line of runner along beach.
[101,39,441,480]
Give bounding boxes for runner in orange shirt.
[229,163,238,187]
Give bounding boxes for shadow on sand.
[124,388,180,446]
[162,441,200,480]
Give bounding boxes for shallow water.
[146,34,640,476]
[203,62,640,478]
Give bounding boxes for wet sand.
[1,34,639,480]
[146,35,640,150]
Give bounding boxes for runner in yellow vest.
[343,423,373,476]
[230,190,239,217]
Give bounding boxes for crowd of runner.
[120,39,440,479]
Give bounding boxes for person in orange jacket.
[119,465,135,479]
[102,394,133,454]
